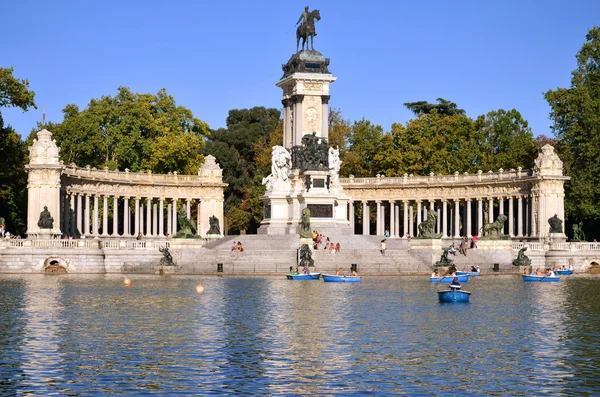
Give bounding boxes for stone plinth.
[549,233,567,244]
[409,239,444,267]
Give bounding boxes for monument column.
[376,201,381,235]
[159,198,165,237]
[408,204,414,238]
[477,198,483,235]
[454,200,461,238]
[76,194,83,236]
[84,194,91,236]
[508,196,514,237]
[123,197,130,236]
[321,95,330,140]
[394,203,400,238]
[102,195,109,236]
[167,201,172,236]
[113,196,119,236]
[416,201,422,236]
[466,199,472,238]
[389,201,395,238]
[139,203,144,235]
[146,199,152,236]
[442,200,448,238]
[349,201,355,233]
[93,195,99,235]
[517,196,523,237]
[488,198,494,223]
[172,198,178,235]
[282,99,293,148]
[403,201,409,238]
[186,198,191,219]
[498,196,505,234]
[293,95,304,146]
[381,204,386,236]
[134,197,140,236]
[70,194,76,237]
[152,201,158,236]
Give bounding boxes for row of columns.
[350,196,535,239]
[60,193,199,237]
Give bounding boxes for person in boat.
[523,266,533,275]
[336,267,344,276]
[568,263,574,271]
[431,269,440,278]
[535,268,543,276]
[350,267,358,276]
[546,268,555,277]
[449,277,461,290]
[302,265,310,274]
[476,265,480,272]
[289,266,299,275]
[470,265,478,273]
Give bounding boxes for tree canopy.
[545,26,600,230]
[403,98,465,116]
[0,67,37,234]
[31,87,209,174]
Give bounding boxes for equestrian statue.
[296,6,321,52]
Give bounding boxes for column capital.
[465,198,472,202]
[321,95,331,104]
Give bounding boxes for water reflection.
[1,274,600,395]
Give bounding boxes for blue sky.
[3,0,599,138]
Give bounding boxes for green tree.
[30,87,209,173]
[474,109,537,171]
[545,26,600,226]
[403,98,465,116]
[0,67,36,235]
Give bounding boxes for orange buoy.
[124,278,131,287]
[196,280,205,293]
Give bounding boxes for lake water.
[1,274,599,396]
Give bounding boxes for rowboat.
[322,274,361,283]
[286,273,321,280]
[522,274,560,282]
[438,289,471,303]
[456,271,480,276]
[554,269,573,275]
[430,274,470,283]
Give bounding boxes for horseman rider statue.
[296,6,320,52]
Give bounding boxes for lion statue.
[479,214,508,239]
[417,211,442,239]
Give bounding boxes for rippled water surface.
[1,274,600,396]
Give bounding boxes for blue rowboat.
[457,271,480,277]
[522,274,560,282]
[322,274,361,283]
[430,275,469,283]
[286,273,321,280]
[438,289,471,303]
[554,270,573,275]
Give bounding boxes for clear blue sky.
[3,0,599,138]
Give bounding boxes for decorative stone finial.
[533,144,563,176]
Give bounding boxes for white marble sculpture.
[328,146,341,189]
[262,146,292,191]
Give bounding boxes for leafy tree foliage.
[404,98,465,116]
[545,26,600,227]
[204,107,280,234]
[30,87,208,173]
[0,67,36,235]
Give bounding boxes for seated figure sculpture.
[208,215,221,235]
[37,206,54,229]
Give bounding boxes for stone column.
[454,200,461,238]
[123,197,130,236]
[376,201,381,235]
[362,201,369,235]
[76,194,83,236]
[153,202,158,236]
[488,198,494,224]
[442,200,448,238]
[409,204,414,238]
[146,199,152,236]
[102,195,108,236]
[139,204,144,235]
[381,204,386,236]
[113,196,119,236]
[508,196,514,237]
[435,202,441,234]
[186,198,191,220]
[134,197,140,236]
[321,95,330,141]
[416,201,422,236]
[466,199,472,238]
[517,196,523,237]
[84,194,90,236]
[477,198,483,235]
[159,198,165,237]
[172,198,178,235]
[91,195,98,235]
[349,201,355,234]
[282,99,293,149]
[62,194,69,235]
[423,203,428,221]
[498,196,505,234]
[395,203,400,238]
[403,201,409,238]
[293,95,304,146]
[70,194,76,237]
[389,201,395,238]
[167,202,172,236]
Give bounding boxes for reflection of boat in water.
[456,271,480,277]
[522,274,560,282]
[322,274,361,283]
[430,275,470,283]
[286,273,321,280]
[438,289,471,303]
[554,270,573,275]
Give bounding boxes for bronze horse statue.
[296,9,320,52]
